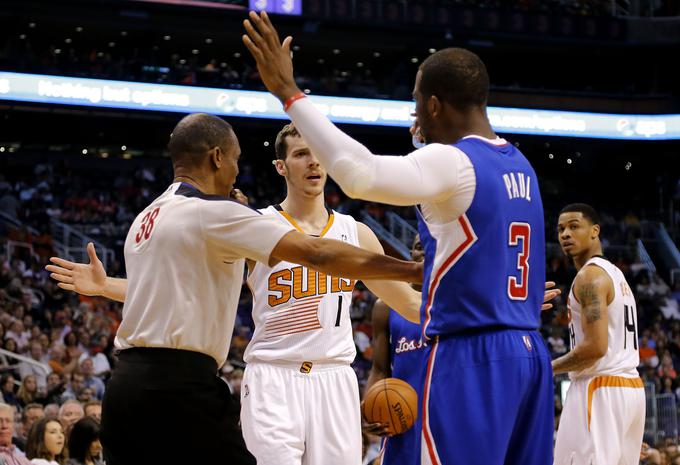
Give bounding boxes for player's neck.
[573,245,604,271]
[435,109,495,144]
[279,191,329,233]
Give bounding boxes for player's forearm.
[552,344,604,375]
[102,277,127,302]
[306,239,422,283]
[366,367,389,391]
[367,283,421,324]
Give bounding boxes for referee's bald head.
[168,113,235,167]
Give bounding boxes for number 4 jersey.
[244,205,358,365]
[567,256,640,379]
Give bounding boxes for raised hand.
[242,10,301,102]
[45,242,107,296]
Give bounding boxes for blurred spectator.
[0,402,31,465]
[639,336,659,367]
[65,417,103,465]
[83,401,101,423]
[77,347,110,380]
[17,376,43,408]
[25,417,65,465]
[18,342,50,390]
[657,352,677,379]
[78,360,104,401]
[15,403,45,451]
[61,374,84,403]
[47,344,77,376]
[1,374,21,409]
[43,405,59,420]
[57,400,83,436]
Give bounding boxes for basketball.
[362,378,418,435]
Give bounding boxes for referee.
[46,113,421,465]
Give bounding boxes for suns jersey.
[567,256,640,380]
[244,205,359,364]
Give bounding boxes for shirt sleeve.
[198,201,295,264]
[286,97,469,206]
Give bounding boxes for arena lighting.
[1,71,679,140]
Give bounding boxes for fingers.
[541,303,553,311]
[250,10,281,50]
[545,289,561,300]
[48,257,76,269]
[244,16,268,52]
[364,423,392,437]
[56,283,76,292]
[86,242,100,264]
[50,273,74,284]
[45,265,73,276]
[242,35,264,62]
[282,36,293,54]
[545,281,556,289]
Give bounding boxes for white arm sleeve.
[287,97,468,206]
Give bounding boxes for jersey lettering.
[267,266,356,307]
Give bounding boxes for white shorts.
[240,361,362,465]
[554,375,645,465]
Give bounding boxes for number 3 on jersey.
[135,207,160,244]
[507,222,530,300]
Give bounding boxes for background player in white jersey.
[553,203,644,465]
[241,123,422,465]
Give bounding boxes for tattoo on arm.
[578,282,601,324]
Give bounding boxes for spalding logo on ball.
[362,378,418,435]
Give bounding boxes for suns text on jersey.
[267,266,356,306]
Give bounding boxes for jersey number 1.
[507,222,531,301]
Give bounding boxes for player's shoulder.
[412,142,467,158]
[258,205,278,216]
[574,260,614,293]
[332,208,358,224]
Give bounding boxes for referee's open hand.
[242,10,301,103]
[46,242,107,296]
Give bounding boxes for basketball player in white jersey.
[240,123,422,465]
[553,203,644,465]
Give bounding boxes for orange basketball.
[362,378,418,435]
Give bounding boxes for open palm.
[45,242,107,296]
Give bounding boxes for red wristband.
[283,92,306,112]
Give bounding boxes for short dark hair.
[168,113,234,165]
[68,417,101,462]
[559,203,600,226]
[419,48,489,110]
[22,403,43,422]
[26,418,65,462]
[274,123,301,160]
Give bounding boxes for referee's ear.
[209,146,223,169]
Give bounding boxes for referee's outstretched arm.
[46,234,423,301]
[270,229,422,284]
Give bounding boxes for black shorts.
[101,348,255,465]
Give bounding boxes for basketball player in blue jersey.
[365,234,425,465]
[244,11,554,465]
